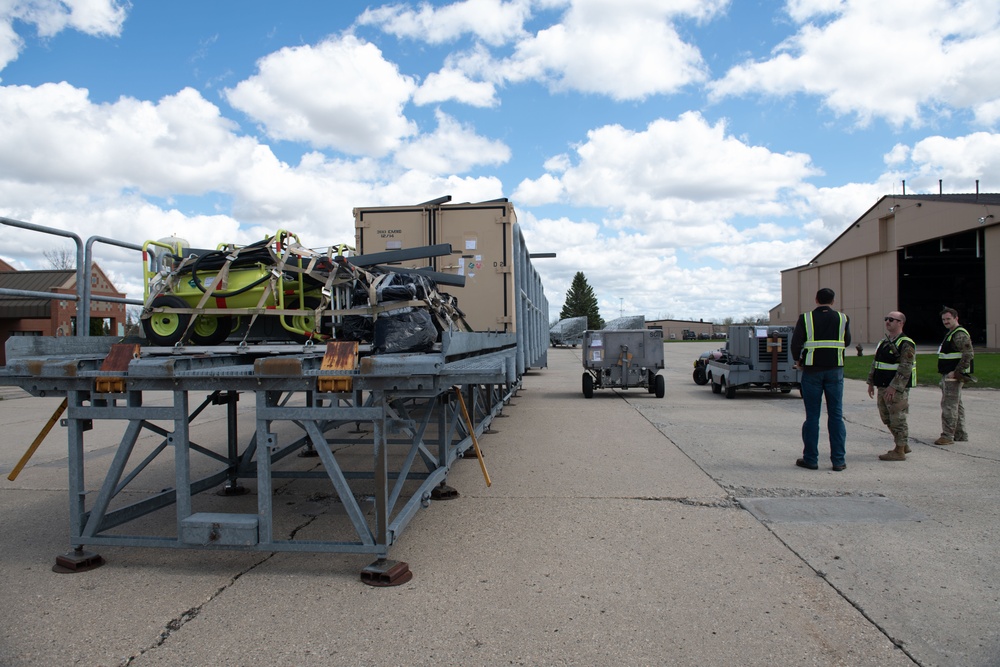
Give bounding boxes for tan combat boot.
[903,443,912,453]
[879,446,907,461]
[934,436,954,445]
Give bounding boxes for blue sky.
[2,0,999,323]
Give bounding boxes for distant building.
[0,263,127,365]
[772,193,1000,346]
[645,318,715,340]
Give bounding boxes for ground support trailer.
[581,328,665,398]
[705,325,801,399]
[1,330,520,585]
[549,316,586,347]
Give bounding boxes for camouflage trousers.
[939,376,967,439]
[876,387,909,446]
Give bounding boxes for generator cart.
[704,324,801,398]
[581,328,665,398]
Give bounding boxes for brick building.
[0,262,127,365]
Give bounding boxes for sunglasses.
[884,316,901,323]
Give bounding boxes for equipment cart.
[704,325,801,398]
[582,328,665,398]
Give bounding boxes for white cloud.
[356,0,533,46]
[520,112,818,224]
[224,35,418,156]
[708,0,1000,128]
[523,213,795,322]
[513,173,564,205]
[0,83,257,195]
[413,67,498,107]
[497,4,712,99]
[0,0,127,71]
[364,0,722,101]
[392,109,511,174]
[906,132,1000,184]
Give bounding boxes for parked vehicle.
[703,325,801,398]
[550,316,587,347]
[692,347,727,385]
[582,328,665,398]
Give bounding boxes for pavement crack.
[118,514,322,666]
[724,484,887,499]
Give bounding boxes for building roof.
[0,269,73,318]
[888,193,1000,206]
[807,193,1000,265]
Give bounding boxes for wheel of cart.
[647,370,665,398]
[709,371,721,394]
[722,377,736,399]
[692,365,708,385]
[143,295,189,346]
[582,372,594,398]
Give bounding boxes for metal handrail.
[1,216,144,336]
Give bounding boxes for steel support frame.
[51,364,514,562]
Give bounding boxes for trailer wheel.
[780,388,791,394]
[654,373,665,398]
[582,373,594,398]
[692,366,708,385]
[190,314,233,346]
[723,378,736,399]
[142,295,191,346]
[711,378,721,394]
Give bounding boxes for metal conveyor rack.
[0,332,519,585]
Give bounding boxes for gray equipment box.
[704,325,801,399]
[582,328,665,398]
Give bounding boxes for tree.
[43,246,75,269]
[559,271,603,330]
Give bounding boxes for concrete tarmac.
[0,343,997,666]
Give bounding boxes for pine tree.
[559,271,603,329]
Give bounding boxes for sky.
[2,0,1000,324]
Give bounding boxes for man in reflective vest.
[866,311,916,461]
[935,307,974,445]
[791,287,851,471]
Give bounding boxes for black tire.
[648,370,656,393]
[654,373,665,398]
[711,378,721,394]
[142,295,191,346]
[693,366,708,385]
[189,314,233,346]
[583,373,594,398]
[724,379,736,399]
[780,388,791,394]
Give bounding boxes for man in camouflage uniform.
[935,307,974,445]
[867,311,916,461]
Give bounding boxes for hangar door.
[897,229,985,345]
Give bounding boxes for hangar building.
[771,192,999,347]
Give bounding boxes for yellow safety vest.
[802,311,847,366]
[873,335,917,386]
[937,326,972,374]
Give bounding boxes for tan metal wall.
[777,197,1000,347]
